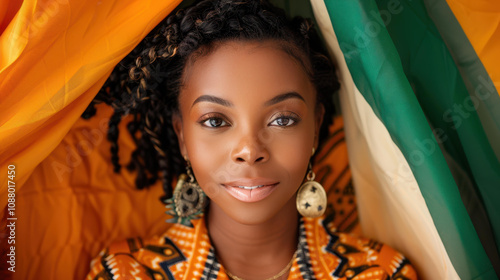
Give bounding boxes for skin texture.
[173,40,324,279]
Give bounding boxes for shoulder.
[86,237,158,280]
[303,217,418,280]
[86,225,193,280]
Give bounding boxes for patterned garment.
[86,215,417,280]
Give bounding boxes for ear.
[314,104,325,150]
[172,113,187,158]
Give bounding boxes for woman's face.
[173,40,324,225]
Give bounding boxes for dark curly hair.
[81,0,339,201]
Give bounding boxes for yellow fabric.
[14,104,172,279]
[0,0,180,278]
[0,0,182,216]
[446,0,500,96]
[0,0,22,34]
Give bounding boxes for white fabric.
[309,1,461,279]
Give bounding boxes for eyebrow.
[191,91,306,108]
[264,92,306,106]
[192,95,234,108]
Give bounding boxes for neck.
[207,198,299,280]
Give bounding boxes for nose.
[231,133,270,165]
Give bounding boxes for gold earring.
[296,162,327,218]
[165,159,207,227]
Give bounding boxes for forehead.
[179,40,316,105]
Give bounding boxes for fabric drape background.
[0,0,498,279]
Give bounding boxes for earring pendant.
[165,173,207,227]
[296,164,327,218]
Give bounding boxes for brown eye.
[277,117,291,126]
[269,115,299,127]
[202,117,228,128]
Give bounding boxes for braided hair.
[81,0,339,202]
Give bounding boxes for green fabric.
[375,0,500,274]
[420,1,500,269]
[421,0,500,159]
[323,0,496,279]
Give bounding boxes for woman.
[85,0,417,279]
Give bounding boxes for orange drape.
[0,0,181,278]
[446,0,500,96]
[0,0,182,217]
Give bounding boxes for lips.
[222,178,279,202]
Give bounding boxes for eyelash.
[199,113,230,128]
[269,113,300,127]
[198,112,301,128]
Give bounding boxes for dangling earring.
[165,158,207,227]
[296,148,327,218]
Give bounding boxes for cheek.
[182,127,231,194]
[270,129,313,183]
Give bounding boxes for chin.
[228,208,280,225]
[213,195,297,226]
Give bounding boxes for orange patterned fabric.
[86,215,417,280]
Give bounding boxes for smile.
[222,181,279,203]
[237,185,265,190]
